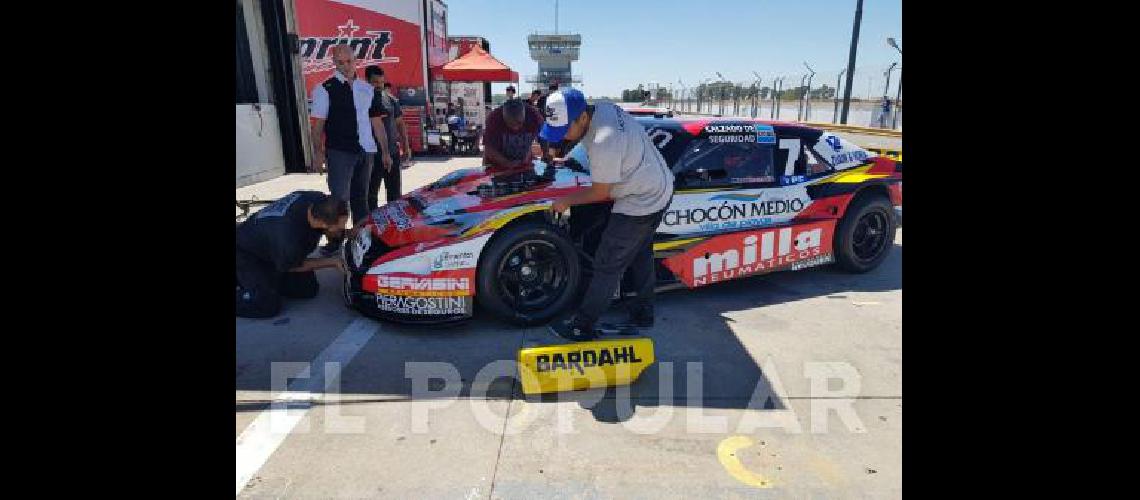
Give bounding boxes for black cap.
[506,85,516,92]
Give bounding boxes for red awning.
[431,45,518,82]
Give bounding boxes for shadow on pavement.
[236,242,900,424]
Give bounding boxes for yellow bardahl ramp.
[517,337,655,395]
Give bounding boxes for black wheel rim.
[495,239,569,312]
[851,210,890,263]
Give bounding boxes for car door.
[656,122,809,238]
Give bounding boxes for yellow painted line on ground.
[717,436,774,488]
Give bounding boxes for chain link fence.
[659,65,901,130]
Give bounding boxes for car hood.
[365,162,591,249]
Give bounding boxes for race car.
[342,116,901,325]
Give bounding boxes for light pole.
[716,72,727,116]
[699,77,712,114]
[796,74,808,121]
[803,62,816,122]
[888,37,902,129]
[840,0,864,124]
[833,68,846,123]
[774,77,784,119]
[770,77,779,119]
[770,77,776,119]
[881,62,897,127]
[751,71,762,118]
[735,85,743,116]
[679,78,688,112]
[677,78,686,113]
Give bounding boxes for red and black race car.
[342,116,901,325]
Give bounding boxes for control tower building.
[526,31,581,91]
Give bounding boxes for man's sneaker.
[548,315,599,342]
[628,304,654,328]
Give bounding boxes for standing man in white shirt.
[309,44,391,255]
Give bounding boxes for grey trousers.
[326,148,374,224]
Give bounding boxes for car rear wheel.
[476,222,581,326]
[834,194,896,273]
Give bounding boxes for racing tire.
[342,267,356,310]
[834,194,896,273]
[476,222,581,326]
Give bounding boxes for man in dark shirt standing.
[482,99,543,173]
[383,82,412,162]
[364,65,411,210]
[236,191,349,318]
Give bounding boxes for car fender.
[460,202,553,239]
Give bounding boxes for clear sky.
[445,0,902,98]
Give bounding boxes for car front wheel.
[476,222,581,326]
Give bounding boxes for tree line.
[621,82,840,102]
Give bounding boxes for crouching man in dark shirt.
[236,191,349,318]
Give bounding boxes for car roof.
[634,116,818,133]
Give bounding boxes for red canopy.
[432,45,518,82]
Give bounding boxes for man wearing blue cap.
[541,89,675,341]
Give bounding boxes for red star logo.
[336,19,360,38]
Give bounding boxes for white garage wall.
[237,0,287,188]
[236,104,286,188]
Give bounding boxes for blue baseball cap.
[539,88,587,143]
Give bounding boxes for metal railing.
[660,65,901,130]
[525,73,583,84]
